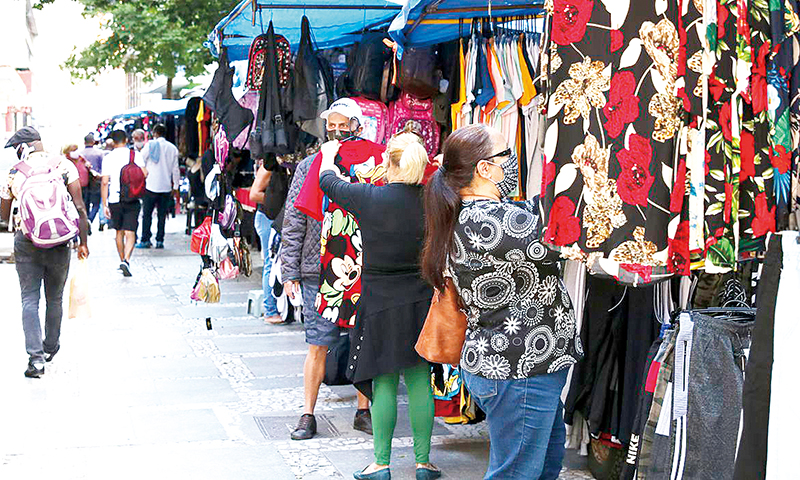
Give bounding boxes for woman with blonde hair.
[318,132,440,480]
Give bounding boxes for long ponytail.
[421,124,495,289]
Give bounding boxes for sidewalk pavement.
[0,214,592,480]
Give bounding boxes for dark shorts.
[109,201,140,232]
[301,279,341,346]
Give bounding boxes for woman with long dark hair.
[421,124,582,480]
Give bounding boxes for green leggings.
[371,362,434,465]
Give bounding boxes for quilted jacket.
[280,155,321,283]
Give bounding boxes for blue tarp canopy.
[209,0,404,62]
[389,0,543,54]
[113,98,190,120]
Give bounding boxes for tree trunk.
[166,77,173,99]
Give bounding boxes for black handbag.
[323,332,352,386]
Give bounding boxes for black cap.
[84,133,97,144]
[5,126,41,148]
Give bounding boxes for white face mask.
[134,141,145,150]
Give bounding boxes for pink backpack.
[387,92,441,157]
[14,157,80,248]
[352,97,390,144]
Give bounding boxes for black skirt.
[347,271,433,399]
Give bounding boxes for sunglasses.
[481,148,512,163]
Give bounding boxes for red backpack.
[120,149,145,201]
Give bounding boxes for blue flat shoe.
[353,466,391,480]
[416,466,442,480]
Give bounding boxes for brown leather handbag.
[415,277,468,365]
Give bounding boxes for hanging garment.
[542,0,680,285]
[293,15,335,141]
[733,235,780,480]
[203,49,254,144]
[232,90,259,150]
[564,276,661,441]
[293,139,386,328]
[184,97,201,159]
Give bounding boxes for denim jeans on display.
[463,368,569,480]
[254,210,279,316]
[14,232,71,364]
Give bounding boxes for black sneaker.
[24,362,44,378]
[354,409,373,435]
[155,241,164,249]
[120,261,132,277]
[98,223,105,232]
[291,414,317,440]
[45,345,60,362]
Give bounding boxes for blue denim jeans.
[463,368,569,480]
[254,211,279,316]
[14,232,71,364]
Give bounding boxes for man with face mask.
[286,98,387,440]
[132,129,146,152]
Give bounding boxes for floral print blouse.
[540,0,797,281]
[453,199,582,380]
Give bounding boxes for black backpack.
[346,32,393,101]
[398,46,441,99]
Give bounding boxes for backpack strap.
[129,148,136,163]
[13,160,32,177]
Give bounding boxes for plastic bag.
[191,268,221,303]
[68,259,91,319]
[209,223,229,264]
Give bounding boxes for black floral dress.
[541,0,682,285]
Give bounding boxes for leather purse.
[415,277,468,365]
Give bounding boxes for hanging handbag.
[415,277,468,365]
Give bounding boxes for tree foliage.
[55,0,234,82]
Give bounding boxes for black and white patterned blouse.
[452,199,583,380]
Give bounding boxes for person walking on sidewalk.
[421,125,582,480]
[0,127,90,378]
[281,154,372,441]
[63,144,92,233]
[79,133,108,232]
[136,124,179,249]
[102,129,147,277]
[249,156,282,324]
[319,133,439,480]
[132,129,146,152]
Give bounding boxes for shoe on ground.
[354,465,391,480]
[87,224,92,236]
[291,414,317,440]
[45,345,60,363]
[98,223,105,232]
[24,362,44,378]
[354,409,373,435]
[135,241,152,249]
[120,261,132,277]
[416,465,442,480]
[155,241,164,249]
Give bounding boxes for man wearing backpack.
[0,126,90,378]
[136,124,179,250]
[101,129,147,277]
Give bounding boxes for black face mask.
[326,129,351,142]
